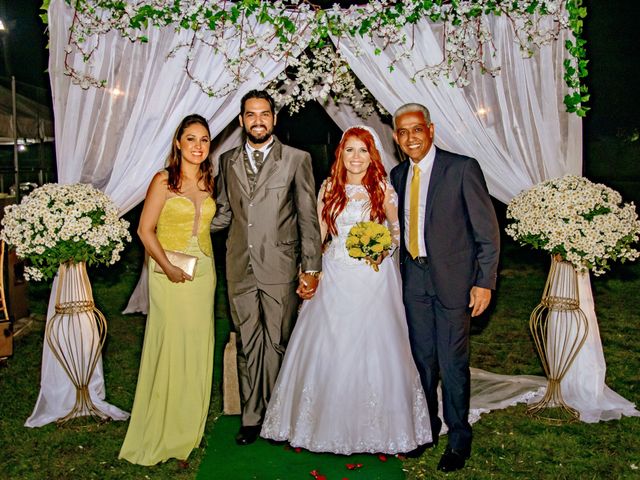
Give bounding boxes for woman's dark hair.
[166,114,215,194]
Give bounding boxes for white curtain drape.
[49,1,292,213]
[27,0,305,427]
[334,14,581,204]
[556,273,639,422]
[25,272,131,427]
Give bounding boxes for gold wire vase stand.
[527,255,589,422]
[45,261,110,425]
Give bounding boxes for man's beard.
[244,124,274,144]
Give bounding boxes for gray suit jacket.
[390,147,500,308]
[212,137,322,285]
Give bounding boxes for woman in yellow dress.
[119,114,217,466]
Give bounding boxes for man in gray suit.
[212,90,323,445]
[390,103,500,472]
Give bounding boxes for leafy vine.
[42,0,589,116]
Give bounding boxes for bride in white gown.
[260,126,432,454]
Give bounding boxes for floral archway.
[48,0,585,211]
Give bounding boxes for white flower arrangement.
[505,175,640,276]
[1,183,132,281]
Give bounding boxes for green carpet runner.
[197,415,405,479]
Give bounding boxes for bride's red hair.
[322,127,388,237]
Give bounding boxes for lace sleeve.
[317,179,329,243]
[383,181,400,255]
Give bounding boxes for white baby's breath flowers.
[0,183,132,281]
[506,175,640,276]
[61,1,574,113]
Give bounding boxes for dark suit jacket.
[390,147,500,309]
[211,136,322,285]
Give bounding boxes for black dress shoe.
[403,441,437,458]
[235,425,261,446]
[437,446,470,472]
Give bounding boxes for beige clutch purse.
[154,250,198,280]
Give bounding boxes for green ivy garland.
[564,0,589,116]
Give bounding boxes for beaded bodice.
[156,196,216,257]
[324,183,400,266]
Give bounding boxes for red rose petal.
[378,454,387,462]
[295,448,302,453]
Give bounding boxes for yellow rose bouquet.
[345,221,392,271]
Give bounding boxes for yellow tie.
[409,164,421,259]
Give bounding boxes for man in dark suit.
[212,90,323,445]
[390,103,500,472]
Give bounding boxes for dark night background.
[0,0,639,201]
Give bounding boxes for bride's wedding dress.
[261,183,432,454]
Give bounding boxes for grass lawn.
[1,222,639,479]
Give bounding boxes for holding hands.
[297,272,320,300]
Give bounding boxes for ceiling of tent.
[0,85,54,145]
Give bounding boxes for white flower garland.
[0,183,132,281]
[505,175,640,276]
[267,45,385,117]
[51,0,585,114]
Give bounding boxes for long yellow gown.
[119,196,216,465]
